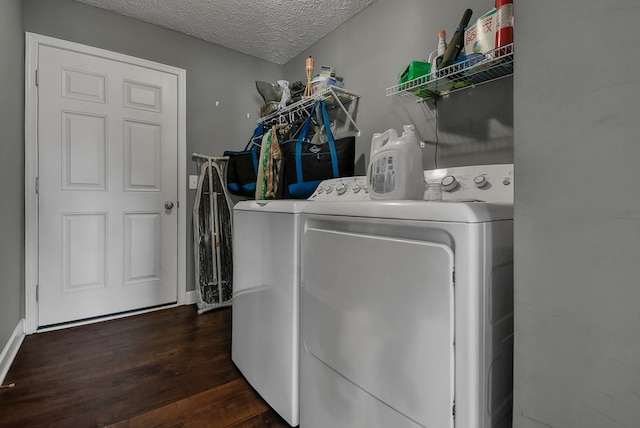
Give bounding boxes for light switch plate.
[189,175,198,189]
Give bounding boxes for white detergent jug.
[370,128,398,159]
[368,125,425,200]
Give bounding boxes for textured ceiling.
[74,0,377,65]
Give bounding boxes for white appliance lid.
[302,200,513,223]
[234,199,311,214]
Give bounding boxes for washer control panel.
[308,176,369,201]
[309,164,513,204]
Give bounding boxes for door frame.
[24,32,188,334]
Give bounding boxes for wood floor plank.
[109,379,270,428]
[0,306,291,428]
[229,409,294,428]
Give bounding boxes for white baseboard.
[185,290,197,305]
[0,319,25,386]
[38,296,201,333]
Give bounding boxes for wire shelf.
[386,43,514,100]
[258,86,360,135]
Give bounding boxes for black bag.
[224,124,264,196]
[280,100,355,198]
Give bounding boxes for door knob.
[164,200,174,210]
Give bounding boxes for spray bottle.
[430,30,448,77]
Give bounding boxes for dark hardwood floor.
[0,306,291,428]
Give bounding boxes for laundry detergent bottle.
[368,125,424,200]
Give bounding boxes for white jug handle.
[370,128,398,158]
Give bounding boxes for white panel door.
[37,45,179,326]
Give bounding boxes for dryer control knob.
[441,175,459,192]
[324,185,333,194]
[352,183,362,193]
[336,183,347,195]
[474,175,488,188]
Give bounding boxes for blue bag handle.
[295,100,339,183]
[245,123,264,150]
[295,101,318,143]
[244,123,264,176]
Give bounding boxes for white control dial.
[441,175,459,192]
[336,183,347,195]
[474,175,488,188]
[324,185,333,194]
[352,183,362,193]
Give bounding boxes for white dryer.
[299,164,515,428]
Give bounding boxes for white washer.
[231,199,310,427]
[300,164,515,428]
[231,178,371,426]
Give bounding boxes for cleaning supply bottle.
[430,30,448,77]
[495,0,514,51]
[368,125,424,201]
[438,30,447,57]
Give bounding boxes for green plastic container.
[397,61,435,98]
[397,61,431,84]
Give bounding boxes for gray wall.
[282,0,513,174]
[22,0,283,294]
[513,1,640,427]
[7,0,640,425]
[0,0,25,353]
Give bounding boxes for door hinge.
[452,401,456,419]
[35,177,39,194]
[36,284,39,302]
[35,69,39,87]
[452,268,456,286]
